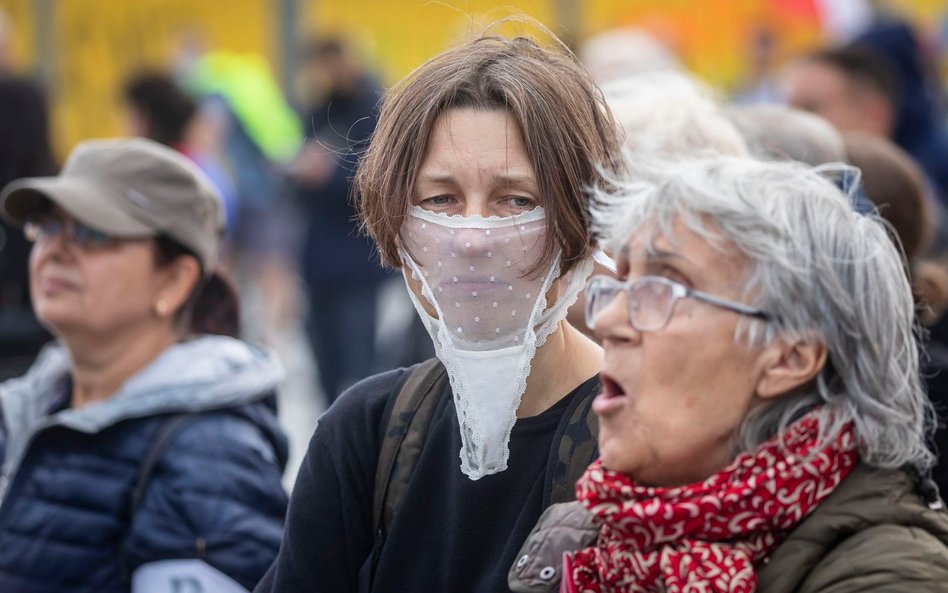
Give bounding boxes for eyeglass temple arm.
[687,288,772,320]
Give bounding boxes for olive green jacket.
[509,465,948,592]
[758,464,948,592]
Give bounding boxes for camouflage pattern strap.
[544,378,601,506]
[373,358,448,531]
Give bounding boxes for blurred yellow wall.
[302,0,945,89]
[2,0,33,70]
[303,1,555,86]
[3,0,276,160]
[3,0,944,161]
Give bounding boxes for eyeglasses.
[23,216,116,248]
[585,274,771,332]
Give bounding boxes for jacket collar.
[0,336,283,482]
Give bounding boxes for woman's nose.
[454,227,491,257]
[461,199,491,218]
[37,224,72,256]
[593,290,641,345]
[30,229,73,270]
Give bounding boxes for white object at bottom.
[132,559,250,593]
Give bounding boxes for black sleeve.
[254,368,407,593]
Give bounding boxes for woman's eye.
[504,196,536,210]
[420,195,454,209]
[654,265,692,288]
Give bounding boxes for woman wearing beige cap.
[0,137,287,593]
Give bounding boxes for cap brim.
[0,177,153,237]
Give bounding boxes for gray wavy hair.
[592,155,934,471]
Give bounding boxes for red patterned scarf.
[569,413,858,593]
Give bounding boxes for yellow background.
[2,0,944,160]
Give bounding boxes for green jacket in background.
[509,465,948,592]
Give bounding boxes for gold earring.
[155,301,169,317]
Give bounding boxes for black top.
[256,367,600,593]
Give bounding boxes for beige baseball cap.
[0,137,225,274]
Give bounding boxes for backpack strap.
[543,377,601,506]
[360,359,447,593]
[121,413,199,584]
[360,365,595,591]
[372,357,448,532]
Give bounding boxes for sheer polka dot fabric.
[399,205,593,479]
[402,206,550,351]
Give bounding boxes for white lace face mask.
[400,205,593,480]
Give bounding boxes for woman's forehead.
[421,109,534,172]
[617,221,746,276]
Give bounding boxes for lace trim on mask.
[408,205,546,229]
[534,257,594,349]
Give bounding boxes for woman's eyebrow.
[418,174,458,185]
[644,248,688,263]
[491,174,537,187]
[619,244,697,271]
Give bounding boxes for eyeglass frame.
[585,274,772,332]
[23,214,117,249]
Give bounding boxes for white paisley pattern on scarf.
[569,411,858,593]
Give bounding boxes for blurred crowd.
[1,2,948,592]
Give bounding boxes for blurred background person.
[512,156,948,592]
[0,138,287,592]
[176,42,304,348]
[732,25,784,105]
[856,19,948,203]
[725,104,847,165]
[0,76,55,379]
[122,70,239,236]
[783,38,948,205]
[288,36,390,403]
[783,46,898,140]
[579,27,681,85]
[844,131,948,496]
[601,70,748,158]
[724,103,875,215]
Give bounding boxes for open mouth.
[600,372,626,399]
[593,371,628,417]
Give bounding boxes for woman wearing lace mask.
[256,32,623,593]
[509,156,948,593]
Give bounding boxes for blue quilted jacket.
[0,336,289,592]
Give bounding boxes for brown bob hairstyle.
[355,33,624,275]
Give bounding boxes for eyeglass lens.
[24,216,114,247]
[586,277,677,332]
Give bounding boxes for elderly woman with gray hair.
[509,156,948,593]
